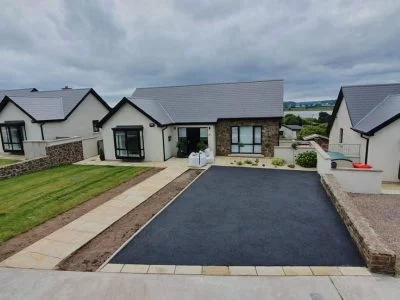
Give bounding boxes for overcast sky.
[1,0,400,106]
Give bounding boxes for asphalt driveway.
[111,166,364,266]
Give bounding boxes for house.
[279,124,302,139]
[0,88,38,103]
[99,80,283,161]
[0,87,111,155]
[328,83,400,182]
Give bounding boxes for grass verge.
[0,164,148,242]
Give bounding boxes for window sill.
[228,153,264,158]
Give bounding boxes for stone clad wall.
[0,141,84,178]
[215,118,280,157]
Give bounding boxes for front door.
[187,127,200,154]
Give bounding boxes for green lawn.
[0,158,20,166]
[0,164,149,242]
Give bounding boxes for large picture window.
[113,126,144,159]
[0,122,26,153]
[231,126,262,154]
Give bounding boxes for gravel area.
[348,193,400,256]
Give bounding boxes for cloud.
[1,0,400,106]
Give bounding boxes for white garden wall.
[273,145,313,163]
[331,168,383,194]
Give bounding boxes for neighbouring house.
[279,124,302,139]
[0,87,111,155]
[0,88,38,103]
[99,80,283,161]
[328,83,400,182]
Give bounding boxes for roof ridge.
[9,95,63,99]
[36,88,91,93]
[134,79,284,90]
[155,100,174,123]
[353,93,394,127]
[342,83,400,88]
[0,88,36,91]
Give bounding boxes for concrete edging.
[321,174,396,274]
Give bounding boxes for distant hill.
[284,100,335,109]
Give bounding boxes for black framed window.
[339,128,343,143]
[231,126,262,154]
[113,126,144,159]
[0,123,26,153]
[92,120,99,132]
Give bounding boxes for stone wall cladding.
[0,141,84,179]
[215,118,280,157]
[322,174,396,274]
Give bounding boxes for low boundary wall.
[0,139,83,178]
[322,175,396,274]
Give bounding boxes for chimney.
[62,86,71,90]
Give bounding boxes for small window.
[92,120,100,132]
[339,128,343,143]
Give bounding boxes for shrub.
[237,161,243,166]
[244,159,253,164]
[287,164,295,168]
[271,157,286,167]
[295,151,317,168]
[298,124,327,139]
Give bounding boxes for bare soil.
[0,168,162,262]
[57,169,203,272]
[348,193,400,256]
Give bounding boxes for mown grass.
[0,159,20,166]
[0,164,148,242]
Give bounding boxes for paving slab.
[339,267,371,276]
[310,266,342,276]
[283,267,313,276]
[121,264,149,274]
[148,265,176,274]
[202,266,230,276]
[229,266,257,276]
[0,166,187,270]
[100,264,124,273]
[174,265,202,275]
[256,266,285,276]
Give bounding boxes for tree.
[318,112,331,124]
[284,114,302,125]
[298,124,328,139]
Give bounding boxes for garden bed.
[57,169,203,272]
[348,193,400,273]
[0,166,161,261]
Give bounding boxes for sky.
[1,0,400,106]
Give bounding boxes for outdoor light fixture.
[149,123,155,127]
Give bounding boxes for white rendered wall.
[43,93,109,140]
[368,118,400,182]
[0,102,42,153]
[280,126,297,140]
[329,98,365,161]
[102,103,164,161]
[273,146,314,163]
[331,168,383,194]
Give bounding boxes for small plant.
[295,151,317,168]
[255,158,259,164]
[288,164,295,168]
[197,140,207,152]
[271,157,286,167]
[99,148,105,161]
[176,140,186,158]
[239,142,245,148]
[291,142,298,164]
[237,161,243,166]
[262,164,265,167]
[244,159,253,164]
